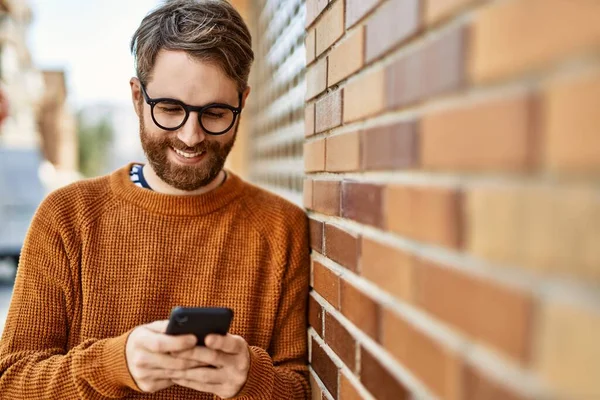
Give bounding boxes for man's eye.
[205,112,225,119]
[158,106,183,113]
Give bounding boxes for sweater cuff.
[233,346,274,399]
[100,329,141,392]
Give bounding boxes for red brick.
[305,102,316,137]
[463,364,526,400]
[543,68,600,173]
[421,25,467,99]
[304,179,313,209]
[425,0,481,25]
[325,313,356,371]
[309,294,324,337]
[306,0,329,28]
[311,337,339,397]
[326,132,361,172]
[324,224,360,272]
[385,26,465,107]
[381,308,462,400]
[343,68,385,123]
[304,139,326,172]
[340,280,380,340]
[466,185,600,281]
[309,218,324,253]
[470,0,600,83]
[415,259,533,362]
[385,49,422,108]
[307,57,328,100]
[345,0,381,29]
[360,347,409,400]
[306,28,317,65]
[536,301,600,398]
[420,93,536,171]
[365,0,419,62]
[313,180,341,216]
[385,185,462,249]
[361,238,413,301]
[361,121,418,170]
[313,261,340,309]
[316,0,344,56]
[339,372,362,400]
[328,26,365,85]
[341,182,384,228]
[315,89,343,133]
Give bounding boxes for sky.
[28,0,162,109]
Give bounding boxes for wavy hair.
[130,0,254,92]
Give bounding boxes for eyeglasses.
[140,84,242,135]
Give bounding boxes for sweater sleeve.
[0,197,140,399]
[233,210,311,400]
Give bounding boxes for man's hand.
[125,320,200,393]
[170,334,251,399]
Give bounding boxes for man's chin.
[153,160,221,191]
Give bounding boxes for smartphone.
[166,306,234,346]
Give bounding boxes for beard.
[139,112,237,191]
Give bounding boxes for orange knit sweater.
[0,164,310,399]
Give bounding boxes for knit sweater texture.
[0,164,310,399]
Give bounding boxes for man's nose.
[177,112,206,147]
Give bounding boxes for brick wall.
[243,0,307,206]
[303,0,600,399]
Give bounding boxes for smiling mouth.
[172,147,205,159]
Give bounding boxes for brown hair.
[130,0,254,92]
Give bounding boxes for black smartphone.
[166,307,234,346]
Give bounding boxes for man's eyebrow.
[155,94,237,106]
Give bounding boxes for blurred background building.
[0,0,46,279]
[1,0,599,398]
[0,0,79,280]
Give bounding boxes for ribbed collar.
[110,163,246,216]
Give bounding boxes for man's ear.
[130,77,143,116]
[241,86,251,109]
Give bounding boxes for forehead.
[148,50,238,104]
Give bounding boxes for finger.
[205,334,245,354]
[137,379,173,393]
[141,330,197,353]
[133,351,205,370]
[144,320,170,333]
[137,368,184,380]
[172,346,226,367]
[169,366,224,384]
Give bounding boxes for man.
[0,1,310,399]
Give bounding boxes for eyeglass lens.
[152,101,235,133]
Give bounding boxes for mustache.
[167,138,209,153]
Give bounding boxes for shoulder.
[37,173,116,229]
[242,182,306,224]
[238,181,308,236]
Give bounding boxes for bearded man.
[0,1,310,399]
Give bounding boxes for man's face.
[132,50,247,191]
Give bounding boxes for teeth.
[174,148,204,158]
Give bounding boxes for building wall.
[303,0,600,399]
[37,70,77,172]
[242,0,307,206]
[0,0,44,149]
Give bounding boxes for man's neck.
[142,164,226,196]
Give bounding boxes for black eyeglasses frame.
[140,84,243,135]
